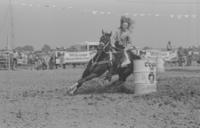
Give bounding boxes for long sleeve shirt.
[112,28,133,49]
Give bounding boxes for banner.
[145,49,177,61]
[145,50,169,58]
[63,51,96,63]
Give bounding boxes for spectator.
[187,51,193,66]
[166,41,172,51]
[12,50,18,70]
[177,47,185,66]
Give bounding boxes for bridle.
[99,37,112,52]
[91,35,112,65]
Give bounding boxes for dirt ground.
[0,67,200,128]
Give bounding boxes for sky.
[0,0,200,50]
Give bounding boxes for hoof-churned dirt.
[0,68,200,128]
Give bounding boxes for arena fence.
[0,53,11,70]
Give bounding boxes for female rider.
[106,16,134,81]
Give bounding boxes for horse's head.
[98,30,112,52]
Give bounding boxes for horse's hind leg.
[118,64,134,83]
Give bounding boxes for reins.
[91,39,112,65]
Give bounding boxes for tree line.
[14,44,200,53]
[14,44,51,52]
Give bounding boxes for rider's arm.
[111,31,119,47]
[126,33,134,49]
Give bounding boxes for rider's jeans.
[121,50,131,67]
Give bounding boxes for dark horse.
[68,30,141,95]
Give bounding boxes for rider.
[105,16,134,81]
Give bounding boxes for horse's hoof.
[67,87,75,95]
[67,84,78,96]
[68,90,75,96]
[67,89,76,96]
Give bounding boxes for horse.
[68,30,141,95]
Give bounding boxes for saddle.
[110,46,132,67]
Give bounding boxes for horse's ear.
[102,29,104,35]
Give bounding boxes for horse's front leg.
[68,73,98,95]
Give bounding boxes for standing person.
[187,50,193,66]
[105,16,134,81]
[177,47,184,66]
[12,50,18,70]
[60,53,65,69]
[166,41,173,51]
[28,53,35,70]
